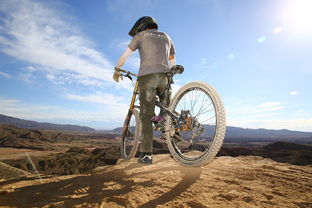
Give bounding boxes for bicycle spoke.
[195,102,213,118]
[197,107,214,116]
[189,91,196,114]
[192,90,202,111]
[201,115,216,124]
[194,97,211,118]
[177,102,184,111]
[182,94,187,110]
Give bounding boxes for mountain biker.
[113,16,176,164]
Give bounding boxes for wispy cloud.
[258,102,283,112]
[259,102,280,108]
[289,91,298,95]
[226,101,287,129]
[0,0,114,87]
[66,92,126,106]
[0,96,127,128]
[228,118,312,132]
[226,100,312,131]
[294,109,310,118]
[0,71,11,78]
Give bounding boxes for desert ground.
[0,154,311,208]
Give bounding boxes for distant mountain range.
[225,126,312,139]
[110,125,312,143]
[1,114,312,142]
[0,114,95,132]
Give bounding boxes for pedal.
[151,115,165,123]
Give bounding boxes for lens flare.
[273,26,283,34]
[257,36,266,43]
[280,0,312,37]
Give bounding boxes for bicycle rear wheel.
[165,81,226,167]
[120,109,141,160]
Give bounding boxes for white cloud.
[0,96,128,128]
[258,102,283,112]
[66,92,126,106]
[259,106,284,112]
[228,118,312,132]
[0,0,114,87]
[294,110,310,118]
[294,113,310,117]
[259,102,280,108]
[0,71,11,78]
[289,91,298,95]
[218,100,312,131]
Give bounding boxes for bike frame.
[115,67,179,126]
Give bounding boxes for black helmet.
[128,16,158,37]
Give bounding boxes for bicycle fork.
[122,81,139,137]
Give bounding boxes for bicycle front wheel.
[165,81,226,167]
[120,108,141,160]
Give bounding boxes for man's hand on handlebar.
[113,67,123,82]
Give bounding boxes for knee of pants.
[140,112,154,120]
[140,90,155,105]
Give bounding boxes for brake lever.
[125,72,132,81]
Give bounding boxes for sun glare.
[280,0,312,37]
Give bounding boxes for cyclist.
[113,16,176,164]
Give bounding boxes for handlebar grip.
[114,67,126,73]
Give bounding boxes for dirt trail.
[0,154,311,208]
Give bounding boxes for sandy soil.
[0,148,59,161]
[0,154,311,208]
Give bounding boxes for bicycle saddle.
[171,65,184,74]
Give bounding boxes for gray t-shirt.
[128,29,175,77]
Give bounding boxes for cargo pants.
[137,72,171,153]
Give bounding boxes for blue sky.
[0,0,311,131]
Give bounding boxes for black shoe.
[137,153,153,165]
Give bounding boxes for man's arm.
[116,47,134,68]
[113,47,134,82]
[169,55,176,68]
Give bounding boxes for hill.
[0,124,117,151]
[0,114,95,132]
[111,125,312,143]
[1,114,312,143]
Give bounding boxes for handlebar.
[115,67,138,77]
[115,65,184,80]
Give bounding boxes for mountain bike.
[116,65,226,167]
